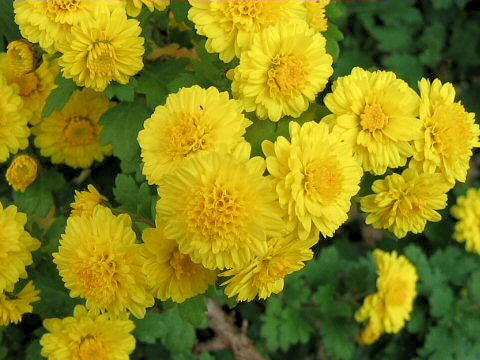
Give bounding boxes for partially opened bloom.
[33,89,113,168]
[41,305,136,360]
[355,250,418,345]
[0,281,40,326]
[59,7,145,91]
[231,20,333,121]
[0,203,40,293]
[361,169,450,238]
[451,188,480,254]
[53,206,154,318]
[410,78,480,184]
[6,154,38,192]
[263,121,362,241]
[323,67,421,174]
[142,227,217,303]
[138,85,251,185]
[7,40,37,75]
[188,0,306,62]
[71,184,106,217]
[124,0,169,17]
[157,143,284,270]
[222,232,313,301]
[305,0,330,33]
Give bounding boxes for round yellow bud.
[6,155,38,192]
[7,40,37,75]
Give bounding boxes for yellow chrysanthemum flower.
[355,250,418,345]
[59,7,145,91]
[7,40,37,75]
[263,121,363,241]
[0,202,40,293]
[53,206,154,318]
[323,67,421,175]
[6,155,39,192]
[157,143,284,270]
[124,0,169,17]
[142,227,217,303]
[33,89,113,168]
[361,169,450,238]
[0,54,59,125]
[0,281,40,326]
[231,20,333,122]
[410,78,480,184]
[71,184,106,217]
[305,0,330,33]
[451,188,480,254]
[0,75,30,163]
[138,85,251,185]
[40,305,136,360]
[14,0,120,53]
[188,0,306,63]
[222,232,313,301]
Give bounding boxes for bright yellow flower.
[451,188,480,254]
[231,20,333,122]
[263,121,362,241]
[53,206,154,318]
[142,227,217,303]
[410,78,480,184]
[6,154,38,192]
[71,184,106,217]
[157,143,285,270]
[41,305,135,360]
[188,0,306,63]
[0,54,59,125]
[0,203,40,293]
[222,232,312,301]
[124,0,169,17]
[323,67,421,175]
[33,89,113,169]
[355,250,418,345]
[305,0,330,33]
[7,40,37,75]
[361,169,450,238]
[0,281,40,326]
[0,75,30,163]
[59,7,145,91]
[138,85,251,185]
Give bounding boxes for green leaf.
[407,305,427,334]
[113,174,154,218]
[170,0,190,23]
[161,306,196,353]
[320,318,356,360]
[41,215,67,254]
[178,295,208,328]
[25,341,42,360]
[105,78,137,102]
[0,1,21,44]
[325,37,340,62]
[42,75,78,118]
[382,54,424,87]
[430,286,454,319]
[133,310,166,344]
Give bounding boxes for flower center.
[17,72,40,96]
[305,159,343,203]
[228,1,263,19]
[267,55,308,97]
[360,103,389,132]
[64,116,97,146]
[169,250,200,278]
[168,115,207,157]
[47,0,80,13]
[254,257,290,288]
[87,42,117,78]
[78,336,106,360]
[385,279,408,307]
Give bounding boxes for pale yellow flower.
[451,188,480,254]
[70,184,106,217]
[0,281,40,326]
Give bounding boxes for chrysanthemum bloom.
[410,78,480,184]
[222,232,313,301]
[53,206,154,318]
[142,227,217,303]
[0,281,40,326]
[305,0,330,33]
[14,0,121,53]
[263,121,362,241]
[7,40,37,75]
[59,8,144,91]
[6,155,38,192]
[361,169,450,238]
[0,203,40,293]
[124,0,169,17]
[323,67,421,175]
[40,305,135,360]
[0,76,30,163]
[33,89,113,168]
[355,250,418,345]
[138,86,251,185]
[157,143,285,270]
[451,188,480,254]
[0,54,59,125]
[188,0,306,63]
[231,21,333,122]
[71,184,106,217]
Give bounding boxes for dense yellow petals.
[305,0,330,33]
[6,154,38,192]
[7,40,37,75]
[451,188,480,254]
[70,184,106,217]
[124,0,169,17]
[0,281,40,326]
